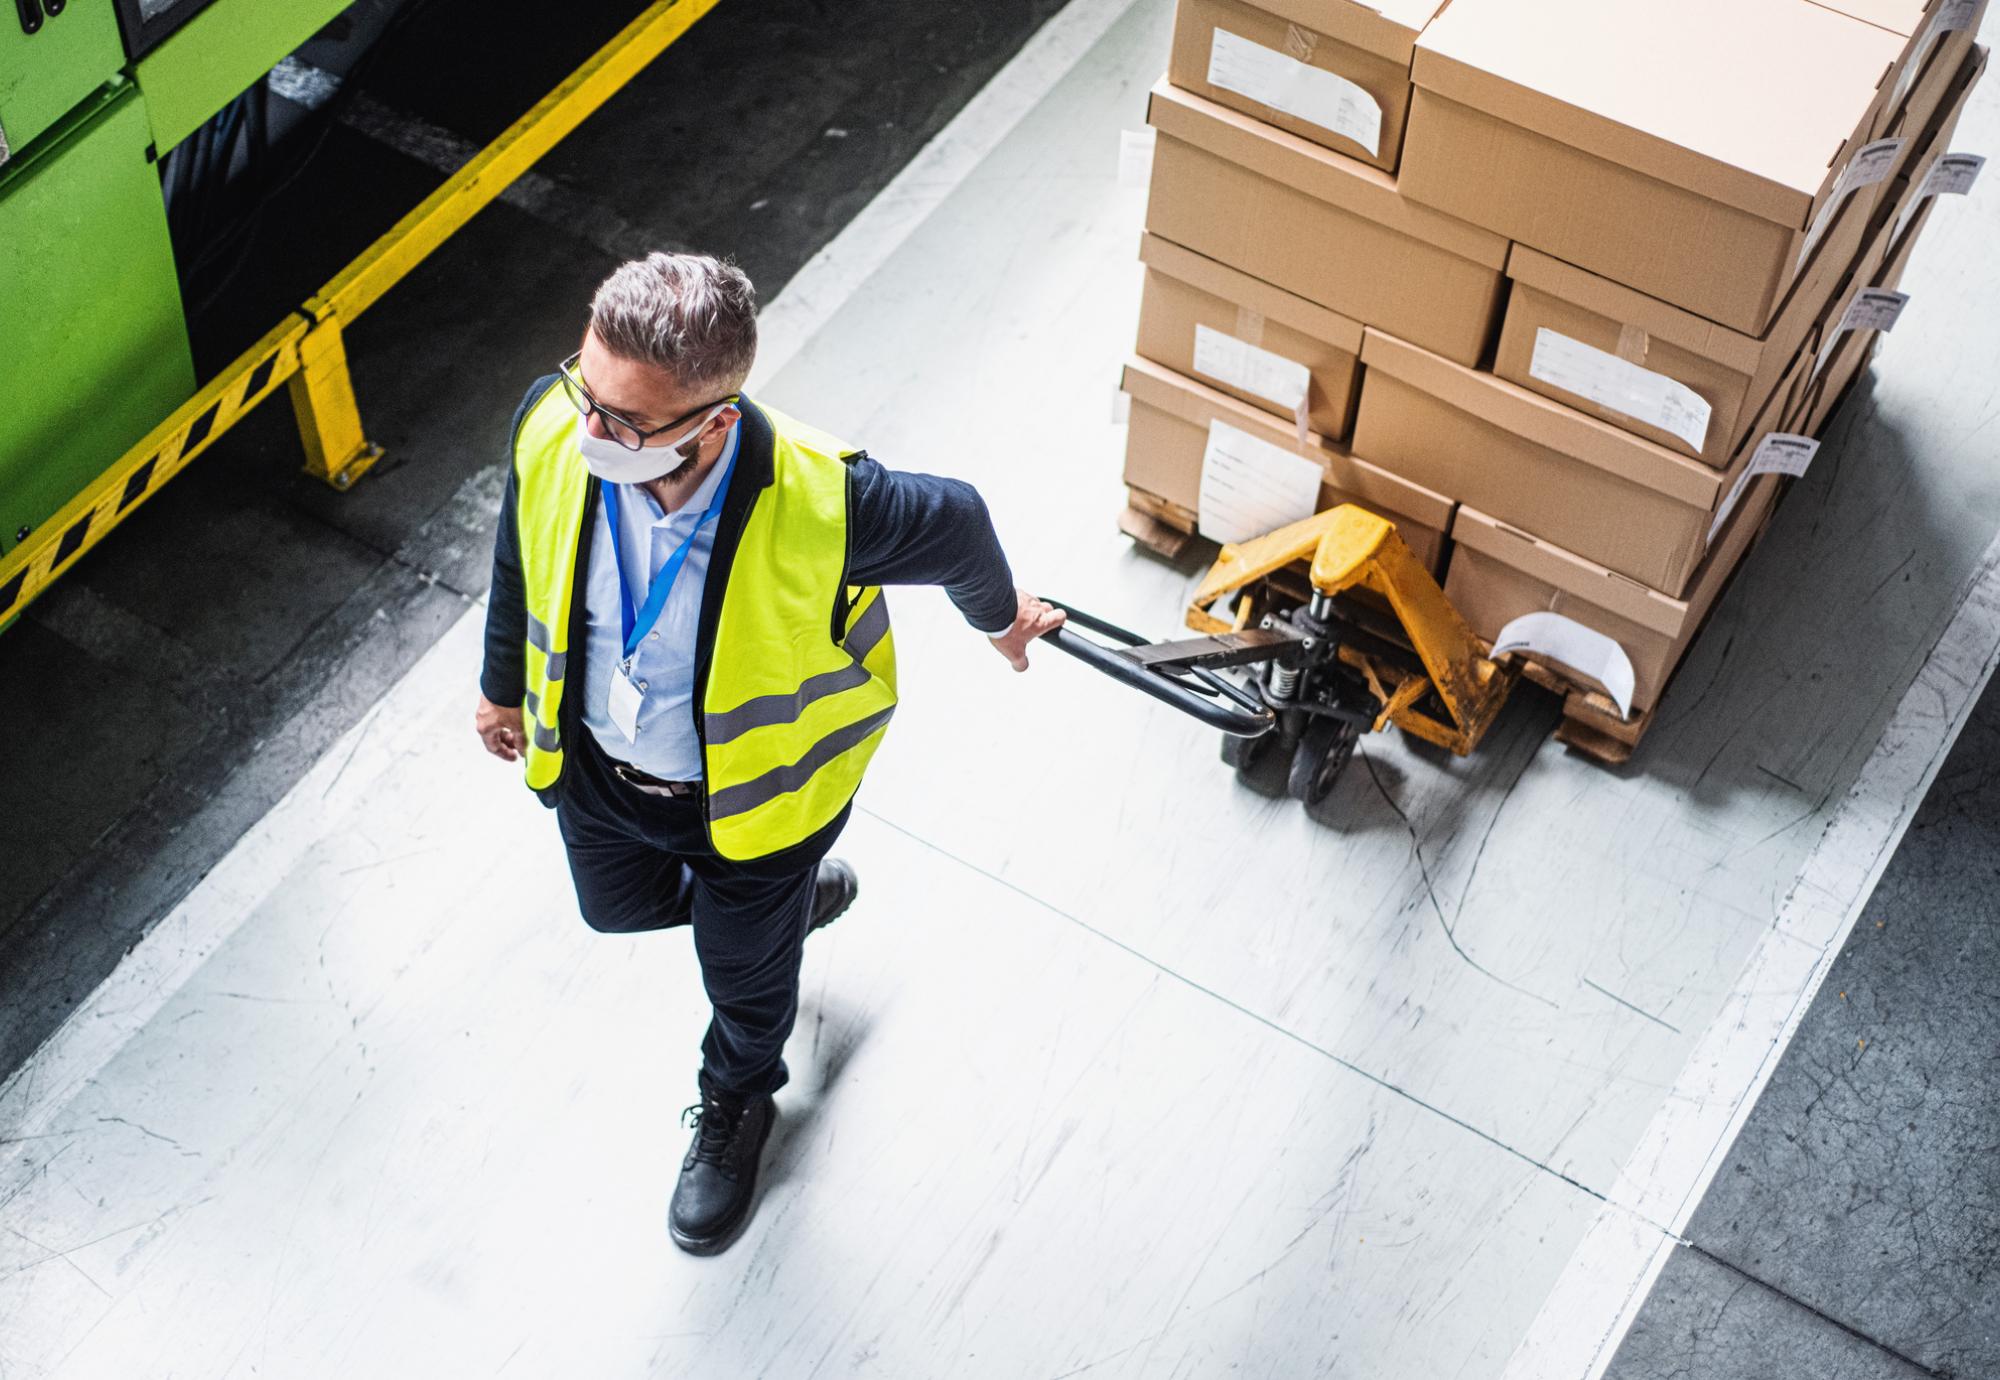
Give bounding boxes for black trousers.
[555,725,849,1101]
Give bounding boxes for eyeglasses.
[557,351,736,452]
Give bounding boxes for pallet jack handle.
[1036,599,1277,738]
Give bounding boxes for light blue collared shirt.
[580,424,739,780]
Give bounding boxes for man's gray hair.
[587,252,759,395]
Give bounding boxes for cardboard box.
[1795,136,1951,432]
[1144,80,1508,366]
[1792,56,1977,433]
[1792,45,1985,434]
[1444,470,1784,715]
[1492,242,1836,470]
[1864,21,1989,216]
[1800,323,1882,435]
[1872,43,1988,259]
[1401,0,1904,334]
[1136,233,1364,440]
[1353,328,1816,595]
[1487,41,1981,468]
[1812,0,1990,141]
[1166,0,1450,171]
[1120,354,1454,572]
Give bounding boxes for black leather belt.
[610,760,702,798]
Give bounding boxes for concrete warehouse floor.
[3,1,1998,1376]
[0,0,1066,1080]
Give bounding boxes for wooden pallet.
[1494,473,1801,767]
[1478,652,1647,766]
[1114,428,1822,768]
[1118,487,1202,560]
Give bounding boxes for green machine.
[0,0,348,557]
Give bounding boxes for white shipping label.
[1117,128,1155,189]
[1839,288,1910,335]
[1798,137,1905,269]
[1895,151,1986,243]
[1196,419,1324,546]
[1207,29,1382,157]
[1193,324,1311,412]
[1893,0,1979,106]
[1921,150,1985,198]
[1491,611,1638,720]
[1528,328,1714,452]
[1813,288,1909,382]
[1708,433,1818,544]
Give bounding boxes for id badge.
[608,665,644,743]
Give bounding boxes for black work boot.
[808,858,859,933]
[668,1071,776,1256]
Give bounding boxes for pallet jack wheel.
[1287,716,1359,806]
[1221,727,1292,798]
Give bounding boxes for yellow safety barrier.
[0,0,723,626]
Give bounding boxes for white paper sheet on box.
[1197,419,1323,545]
[1892,0,1980,107]
[1528,328,1713,452]
[1206,29,1382,157]
[1492,611,1637,719]
[1192,324,1311,413]
[1812,289,1908,383]
[1894,152,1984,243]
[1798,138,1903,270]
[1709,433,1818,545]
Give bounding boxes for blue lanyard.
[600,448,736,665]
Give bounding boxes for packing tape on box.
[1283,23,1317,63]
[1529,328,1713,452]
[1492,611,1638,720]
[1614,322,1651,366]
[1233,306,1266,346]
[1197,418,1322,545]
[1892,0,1981,108]
[1193,324,1311,416]
[1798,137,1905,271]
[1811,288,1908,384]
[1893,151,1985,245]
[1709,433,1819,545]
[1117,128,1156,189]
[1206,29,1383,157]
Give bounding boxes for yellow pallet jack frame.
[1046,505,1518,801]
[0,0,723,627]
[1187,505,1514,754]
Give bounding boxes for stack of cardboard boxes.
[1120,0,1988,755]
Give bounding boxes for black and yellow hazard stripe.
[0,318,308,624]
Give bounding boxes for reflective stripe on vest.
[698,403,897,860]
[509,389,897,859]
[704,594,891,745]
[512,384,590,789]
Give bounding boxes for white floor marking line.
[0,0,1133,1170]
[747,0,1146,389]
[0,633,444,1174]
[1504,528,2000,1380]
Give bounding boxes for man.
[475,252,1064,1256]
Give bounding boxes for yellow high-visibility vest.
[511,384,897,860]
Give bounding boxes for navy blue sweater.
[480,377,1018,711]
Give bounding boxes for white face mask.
[574,406,723,484]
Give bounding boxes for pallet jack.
[1043,505,1518,803]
